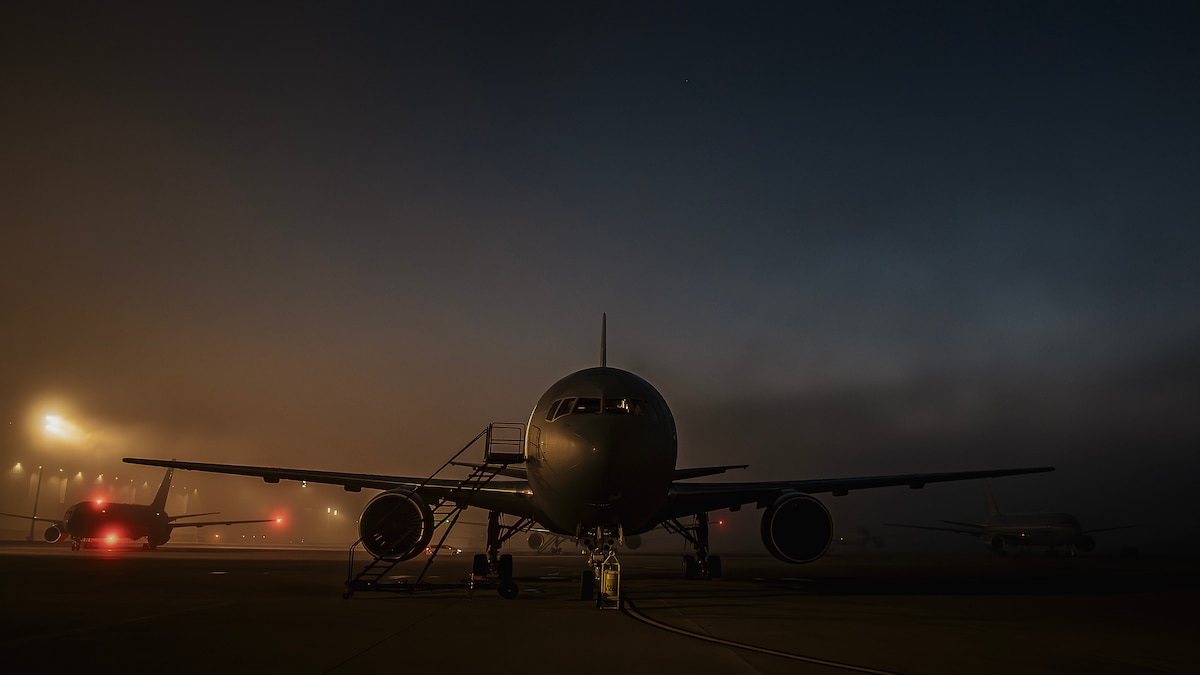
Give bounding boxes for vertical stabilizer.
[601,313,607,368]
[983,480,1000,519]
[150,467,175,513]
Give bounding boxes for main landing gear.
[469,510,531,600]
[664,512,723,580]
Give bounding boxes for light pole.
[27,464,44,541]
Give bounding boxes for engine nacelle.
[44,526,64,543]
[1074,535,1096,553]
[527,532,544,549]
[623,534,642,550]
[760,492,832,564]
[358,489,434,561]
[983,534,1007,554]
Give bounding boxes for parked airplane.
[833,526,887,551]
[1,467,279,550]
[886,480,1131,555]
[125,317,1053,600]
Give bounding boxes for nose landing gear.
[579,527,623,609]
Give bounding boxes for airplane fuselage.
[60,501,170,543]
[524,367,677,537]
[984,513,1083,547]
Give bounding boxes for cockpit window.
[604,398,636,414]
[573,398,601,414]
[546,397,653,420]
[546,398,574,421]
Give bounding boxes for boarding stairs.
[343,422,525,598]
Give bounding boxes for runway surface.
[0,542,1194,674]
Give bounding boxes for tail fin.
[983,480,1000,519]
[150,467,175,513]
[600,313,607,368]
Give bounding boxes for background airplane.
[125,318,1053,600]
[832,526,888,552]
[1,467,280,550]
[886,480,1132,555]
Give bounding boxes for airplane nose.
[579,422,617,460]
[573,423,642,496]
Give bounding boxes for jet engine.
[358,488,434,561]
[527,531,544,549]
[983,534,1007,554]
[44,526,64,543]
[1074,535,1096,553]
[760,492,832,564]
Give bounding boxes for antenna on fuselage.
[600,313,607,368]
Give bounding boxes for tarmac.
[0,541,1194,674]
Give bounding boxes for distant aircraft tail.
[150,467,175,513]
[983,480,1000,519]
[600,312,607,368]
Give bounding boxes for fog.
[3,3,1197,554]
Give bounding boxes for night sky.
[3,2,1198,552]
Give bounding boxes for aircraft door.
[526,425,541,461]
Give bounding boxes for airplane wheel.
[498,580,519,600]
[70,541,80,551]
[498,554,514,581]
[707,555,723,580]
[580,569,595,600]
[471,553,489,577]
[682,555,700,580]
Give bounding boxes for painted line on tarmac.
[621,594,908,675]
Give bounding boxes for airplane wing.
[941,519,989,529]
[445,462,750,481]
[884,522,986,536]
[168,512,220,521]
[123,457,539,520]
[672,465,750,480]
[169,517,279,529]
[661,466,1054,520]
[1082,525,1137,535]
[0,512,64,527]
[450,462,527,479]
